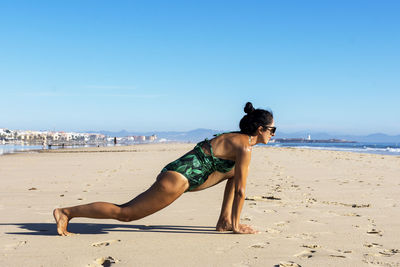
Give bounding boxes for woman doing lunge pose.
[53,102,276,235]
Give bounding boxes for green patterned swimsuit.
[161,138,235,191]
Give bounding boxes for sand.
[1,144,400,267]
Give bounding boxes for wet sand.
[1,144,399,266]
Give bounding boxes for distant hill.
[87,129,400,143]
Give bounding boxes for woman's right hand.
[233,224,258,234]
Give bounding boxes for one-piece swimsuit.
[161,133,250,191]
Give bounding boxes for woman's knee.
[156,171,189,193]
[116,207,139,222]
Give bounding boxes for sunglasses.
[263,126,276,134]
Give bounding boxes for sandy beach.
[1,144,399,266]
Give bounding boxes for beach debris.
[351,203,370,208]
[245,196,263,201]
[276,261,302,267]
[28,187,37,191]
[301,244,321,249]
[245,195,281,201]
[367,229,383,236]
[337,249,352,253]
[343,212,361,217]
[263,195,281,200]
[321,201,370,208]
[329,254,346,258]
[250,243,267,249]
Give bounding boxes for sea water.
[0,144,110,155]
[0,144,44,155]
[264,142,400,156]
[2,142,400,156]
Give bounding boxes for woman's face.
[261,120,275,144]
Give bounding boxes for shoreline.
[0,142,196,156]
[2,142,400,158]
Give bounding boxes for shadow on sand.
[1,223,225,236]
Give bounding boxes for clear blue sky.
[1,0,399,135]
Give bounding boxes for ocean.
[264,142,400,156]
[0,144,44,155]
[0,144,100,155]
[1,142,400,156]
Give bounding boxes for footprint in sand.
[265,228,282,234]
[4,240,27,251]
[91,240,121,247]
[263,209,277,213]
[364,242,382,248]
[216,244,235,254]
[287,233,317,240]
[275,221,290,227]
[378,249,400,257]
[294,249,316,259]
[88,256,120,267]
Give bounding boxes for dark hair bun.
[244,102,255,114]
[239,102,274,135]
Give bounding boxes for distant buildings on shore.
[0,128,157,146]
[109,134,157,144]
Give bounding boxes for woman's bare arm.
[231,145,256,234]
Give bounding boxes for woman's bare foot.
[53,208,73,236]
[216,218,233,232]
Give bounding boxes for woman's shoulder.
[217,132,252,150]
[209,132,251,160]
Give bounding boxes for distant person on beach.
[54,102,276,235]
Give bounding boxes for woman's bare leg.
[53,171,189,236]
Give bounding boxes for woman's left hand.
[233,224,258,234]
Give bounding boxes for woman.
[54,102,275,235]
